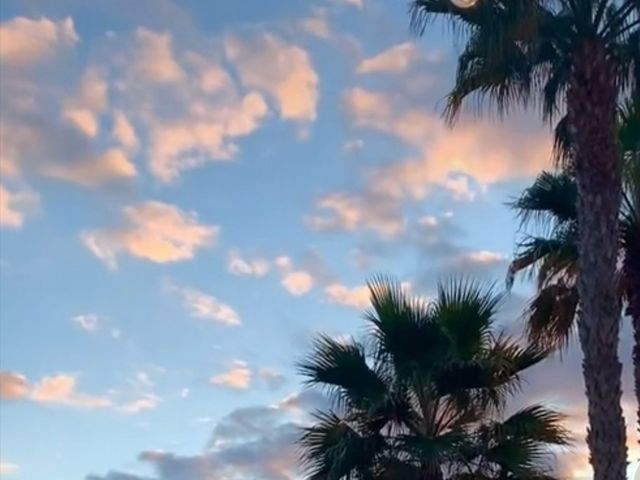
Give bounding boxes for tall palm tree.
[409,1,638,477]
[507,96,639,422]
[298,278,570,480]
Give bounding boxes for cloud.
[0,185,38,229]
[274,256,293,271]
[44,148,136,187]
[87,472,153,480]
[112,110,139,152]
[257,368,286,390]
[118,394,161,414]
[86,390,328,480]
[169,282,241,326]
[71,313,123,339]
[507,324,640,480]
[281,271,314,296]
[325,283,370,309]
[455,250,507,266]
[226,249,270,277]
[337,0,364,8]
[1,370,160,414]
[343,87,551,201]
[300,8,331,39]
[1,100,136,189]
[273,255,316,296]
[0,16,78,67]
[63,108,99,138]
[309,87,551,241]
[72,314,102,332]
[62,67,108,137]
[343,138,364,152]
[82,201,218,269]
[132,28,184,84]
[357,42,424,75]
[104,29,275,182]
[1,24,273,186]
[210,361,251,390]
[0,371,29,400]
[306,191,405,237]
[0,462,19,476]
[146,90,268,182]
[30,374,113,409]
[225,33,319,122]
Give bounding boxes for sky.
[0,0,638,479]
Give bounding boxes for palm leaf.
[299,410,384,480]
[298,335,388,412]
[525,283,578,351]
[366,277,452,381]
[509,171,577,228]
[433,278,502,361]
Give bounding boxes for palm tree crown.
[298,278,570,480]
[407,2,637,478]
[409,0,637,125]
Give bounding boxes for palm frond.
[299,410,384,480]
[507,236,571,289]
[487,334,550,382]
[525,283,578,351]
[552,115,574,167]
[444,29,534,121]
[499,405,571,446]
[395,430,471,466]
[298,334,388,411]
[474,406,570,478]
[433,278,502,360]
[366,277,451,381]
[509,171,578,228]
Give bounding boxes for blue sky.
[0,1,637,479]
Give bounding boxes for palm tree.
[507,96,639,423]
[408,1,638,477]
[298,278,570,480]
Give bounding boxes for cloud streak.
[168,282,241,326]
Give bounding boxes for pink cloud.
[82,201,218,268]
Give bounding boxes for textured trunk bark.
[624,218,640,432]
[567,41,627,480]
[422,467,443,480]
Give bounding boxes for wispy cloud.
[226,249,270,277]
[167,281,241,326]
[257,368,286,390]
[0,462,19,476]
[299,8,331,39]
[357,42,429,75]
[0,370,160,414]
[0,185,38,229]
[71,314,101,332]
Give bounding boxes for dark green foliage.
[298,279,570,479]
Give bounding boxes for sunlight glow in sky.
[0,1,637,479]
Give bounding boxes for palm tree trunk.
[567,41,627,480]
[624,223,640,432]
